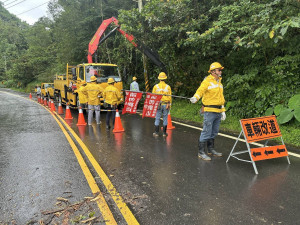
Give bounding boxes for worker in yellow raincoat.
[74,79,88,111]
[82,76,104,125]
[103,78,121,129]
[190,62,226,161]
[152,72,172,137]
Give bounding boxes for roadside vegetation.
[0,0,299,146]
[171,99,300,148]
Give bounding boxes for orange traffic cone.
[166,111,175,130]
[48,99,51,108]
[29,93,32,99]
[113,109,125,133]
[51,99,56,112]
[77,107,87,126]
[57,101,64,114]
[65,104,73,120]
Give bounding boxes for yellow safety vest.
[193,75,226,113]
[82,83,104,105]
[103,85,121,105]
[152,81,172,104]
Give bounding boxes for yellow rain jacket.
[103,85,121,105]
[74,85,88,104]
[152,81,172,105]
[193,75,225,113]
[82,83,104,105]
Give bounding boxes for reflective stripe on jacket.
[152,81,172,104]
[82,83,104,105]
[193,75,225,113]
[130,81,139,91]
[103,85,121,105]
[74,86,88,104]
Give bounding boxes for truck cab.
[41,83,54,98]
[77,63,122,88]
[76,63,123,105]
[54,63,123,107]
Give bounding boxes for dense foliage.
[0,0,299,121]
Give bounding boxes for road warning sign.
[240,115,281,142]
[251,145,288,161]
[226,116,290,174]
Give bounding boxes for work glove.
[221,112,226,121]
[190,97,197,104]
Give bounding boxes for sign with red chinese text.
[240,115,281,143]
[251,145,288,161]
[122,91,143,114]
[142,93,162,118]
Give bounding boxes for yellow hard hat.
[208,62,224,73]
[133,76,137,81]
[108,78,115,84]
[90,76,97,82]
[158,72,167,80]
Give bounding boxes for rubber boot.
[198,141,211,161]
[207,139,222,157]
[163,126,168,137]
[153,126,159,137]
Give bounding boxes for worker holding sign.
[190,62,226,161]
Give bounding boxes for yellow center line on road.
[48,109,117,225]
[0,91,117,225]
[54,112,140,225]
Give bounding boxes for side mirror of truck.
[72,68,77,80]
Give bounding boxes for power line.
[17,1,49,16]
[6,0,27,9]
[5,0,22,6]
[2,0,13,3]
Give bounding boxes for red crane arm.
[87,17,137,63]
[87,17,167,73]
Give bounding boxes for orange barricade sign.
[251,145,288,161]
[226,116,290,174]
[240,115,281,142]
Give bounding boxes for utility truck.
[54,63,123,107]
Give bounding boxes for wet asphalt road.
[0,90,103,224]
[1,89,300,224]
[68,96,300,224]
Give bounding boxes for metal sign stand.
[226,126,259,174]
[226,120,290,175]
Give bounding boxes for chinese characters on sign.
[142,93,163,118]
[240,116,281,142]
[122,91,143,114]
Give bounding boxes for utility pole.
[138,0,150,92]
[138,0,143,11]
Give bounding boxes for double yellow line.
[1,91,139,225]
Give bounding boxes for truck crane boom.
[87,16,167,73]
